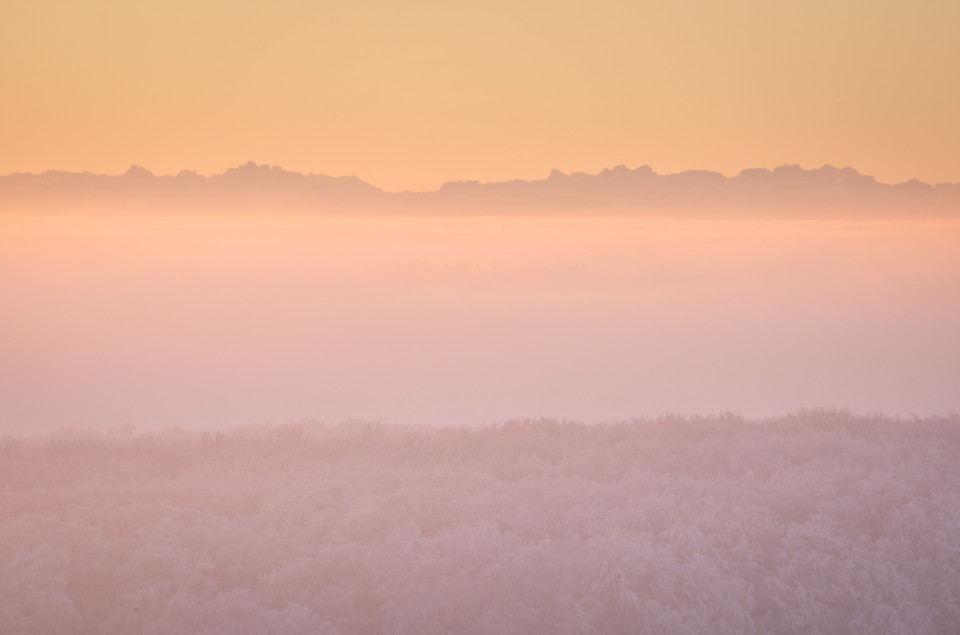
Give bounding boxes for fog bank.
[2,212,959,432]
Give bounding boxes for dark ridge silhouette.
[1,162,957,215]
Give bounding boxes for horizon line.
[4,161,958,193]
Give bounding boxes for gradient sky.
[2,0,958,190]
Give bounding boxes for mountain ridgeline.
[2,162,958,215]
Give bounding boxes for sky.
[2,0,959,191]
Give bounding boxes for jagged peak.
[123,165,154,178]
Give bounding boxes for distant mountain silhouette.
[1,162,957,215]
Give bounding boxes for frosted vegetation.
[3,410,959,634]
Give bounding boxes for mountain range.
[2,162,957,214]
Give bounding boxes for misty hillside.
[3,411,959,634]
[2,163,958,214]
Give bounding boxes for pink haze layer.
[1,209,958,432]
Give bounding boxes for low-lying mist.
[2,210,958,432]
[3,412,959,633]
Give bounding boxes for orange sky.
[2,0,958,191]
